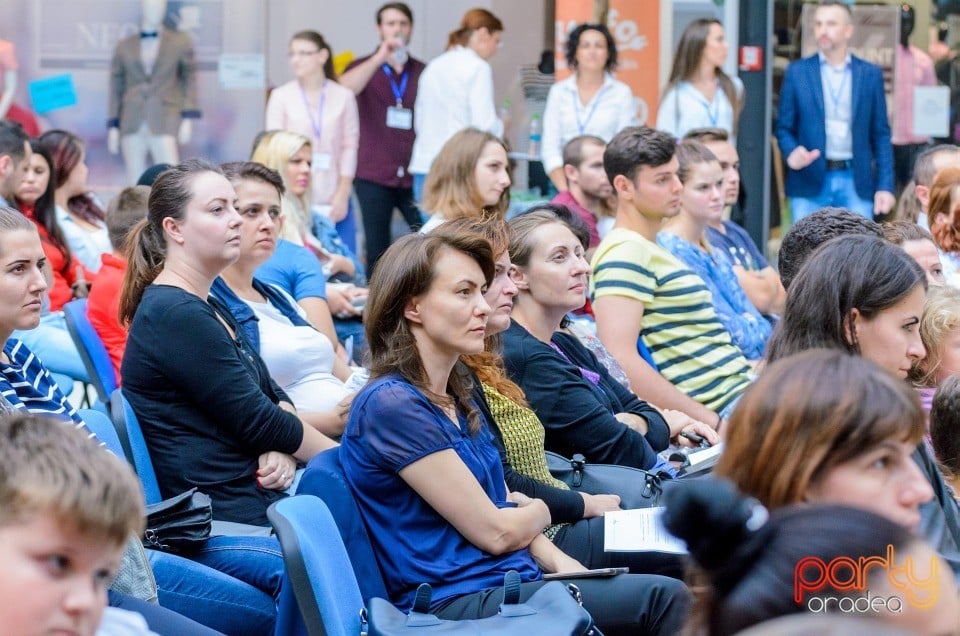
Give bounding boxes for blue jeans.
[13,312,90,383]
[334,199,358,254]
[148,549,276,636]
[187,535,285,602]
[412,173,430,224]
[789,168,874,222]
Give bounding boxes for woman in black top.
[119,159,336,526]
[502,208,718,470]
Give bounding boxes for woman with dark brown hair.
[339,229,690,633]
[656,18,743,140]
[39,129,110,272]
[409,8,505,201]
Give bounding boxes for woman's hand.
[580,492,621,518]
[661,408,705,438]
[329,192,349,223]
[614,412,648,435]
[327,254,355,277]
[675,421,722,448]
[528,534,588,574]
[327,286,362,319]
[257,451,297,491]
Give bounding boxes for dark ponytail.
[118,159,223,325]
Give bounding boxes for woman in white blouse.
[656,19,743,141]
[541,24,636,192]
[39,130,111,273]
[408,8,505,201]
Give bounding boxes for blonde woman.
[420,127,510,233]
[910,285,960,412]
[251,130,367,354]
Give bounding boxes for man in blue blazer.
[776,1,895,222]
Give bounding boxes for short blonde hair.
[911,285,960,387]
[251,130,312,243]
[0,414,144,546]
[421,128,509,222]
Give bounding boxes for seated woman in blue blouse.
[657,140,770,360]
[339,229,690,634]
[502,209,718,471]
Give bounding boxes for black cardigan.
[501,320,669,470]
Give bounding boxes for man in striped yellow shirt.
[591,126,752,428]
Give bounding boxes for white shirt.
[408,46,503,175]
[55,204,111,273]
[246,297,349,412]
[655,77,743,141]
[818,52,853,161]
[541,73,636,173]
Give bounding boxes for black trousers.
[354,178,422,274]
[553,516,687,579]
[433,573,690,636]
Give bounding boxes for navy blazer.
[776,54,893,200]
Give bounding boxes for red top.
[86,252,126,381]
[21,205,96,311]
[551,190,602,248]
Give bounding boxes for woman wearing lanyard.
[656,19,743,140]
[265,30,361,253]
[541,24,636,193]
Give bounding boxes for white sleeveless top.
[246,298,350,412]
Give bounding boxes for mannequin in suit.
[107,0,200,184]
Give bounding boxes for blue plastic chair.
[78,407,126,458]
[267,495,366,636]
[62,299,119,408]
[637,336,659,371]
[109,388,163,505]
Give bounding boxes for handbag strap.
[502,570,522,605]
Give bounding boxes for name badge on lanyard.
[383,64,412,129]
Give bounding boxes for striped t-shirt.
[1,339,89,435]
[591,228,752,412]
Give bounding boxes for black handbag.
[546,452,677,510]
[142,488,213,553]
[364,570,601,635]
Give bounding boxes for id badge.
[825,118,850,141]
[386,106,413,130]
[313,152,333,171]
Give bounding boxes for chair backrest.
[109,388,163,505]
[297,448,389,602]
[637,336,659,371]
[78,408,126,458]
[267,495,366,636]
[62,299,119,405]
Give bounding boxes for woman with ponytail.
[119,159,336,528]
[409,8,505,201]
[662,478,958,635]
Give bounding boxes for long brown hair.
[435,217,528,406]
[38,130,105,224]
[447,8,503,49]
[365,231,495,433]
[118,159,223,325]
[421,128,509,222]
[663,19,742,135]
[929,165,960,253]
[716,349,924,509]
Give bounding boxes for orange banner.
[555,0,660,125]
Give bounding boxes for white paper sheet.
[913,86,950,138]
[604,508,688,553]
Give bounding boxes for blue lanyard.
[381,65,409,106]
[823,64,850,118]
[573,83,610,134]
[298,80,327,142]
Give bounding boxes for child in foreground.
[0,412,147,635]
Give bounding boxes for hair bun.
[662,478,770,589]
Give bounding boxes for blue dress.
[339,374,541,611]
[658,232,771,360]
